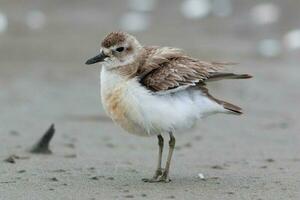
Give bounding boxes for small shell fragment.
[198,173,205,180]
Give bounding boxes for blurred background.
[0,0,299,199]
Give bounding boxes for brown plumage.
[101,32,126,48]
[137,46,251,92]
[198,85,243,114]
[134,46,251,113]
[94,32,252,114]
[86,31,252,182]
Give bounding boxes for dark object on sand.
[30,124,55,154]
[4,155,16,163]
[3,154,29,163]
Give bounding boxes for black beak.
[85,51,108,65]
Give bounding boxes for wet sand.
[1,0,300,199]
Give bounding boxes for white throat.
[100,66,125,94]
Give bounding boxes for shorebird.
[86,32,252,182]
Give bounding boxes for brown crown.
[101,32,127,48]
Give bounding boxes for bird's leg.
[154,134,164,177]
[142,134,164,182]
[157,132,175,182]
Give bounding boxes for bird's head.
[85,32,142,69]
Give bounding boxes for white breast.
[100,67,225,137]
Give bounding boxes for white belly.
[100,68,225,137]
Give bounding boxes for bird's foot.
[142,177,160,183]
[142,169,171,183]
[156,170,171,183]
[142,168,163,182]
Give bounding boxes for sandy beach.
[1,0,300,199]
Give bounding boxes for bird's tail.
[207,73,252,82]
[218,100,243,115]
[198,85,244,115]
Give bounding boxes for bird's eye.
[116,47,124,52]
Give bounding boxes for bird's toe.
[142,178,160,183]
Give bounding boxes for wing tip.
[221,101,243,115]
[240,74,253,79]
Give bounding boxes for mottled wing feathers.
[137,46,252,113]
[139,46,223,92]
[137,46,184,78]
